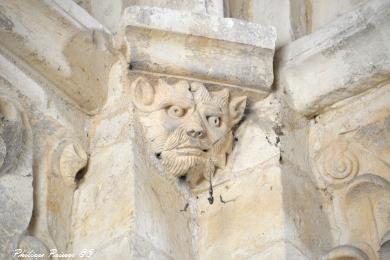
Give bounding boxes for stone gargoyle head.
[131,77,246,186]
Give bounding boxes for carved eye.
[207,116,221,127]
[167,105,185,118]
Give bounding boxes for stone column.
[67,0,277,258]
[101,1,278,258]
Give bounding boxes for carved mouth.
[175,146,208,156]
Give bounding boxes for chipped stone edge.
[121,6,276,50]
[277,0,390,117]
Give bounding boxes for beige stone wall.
[0,0,389,259]
[309,0,368,32]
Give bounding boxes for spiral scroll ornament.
[315,142,359,185]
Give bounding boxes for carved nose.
[186,128,205,139]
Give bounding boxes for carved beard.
[161,152,215,185]
[159,127,215,185]
[142,114,233,185]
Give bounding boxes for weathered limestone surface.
[76,0,224,32]
[0,87,34,259]
[0,0,116,112]
[0,2,92,256]
[308,83,390,259]
[0,65,89,258]
[310,0,368,32]
[226,0,309,48]
[71,61,194,259]
[196,165,286,259]
[278,0,390,116]
[120,6,276,93]
[1,0,390,259]
[130,76,246,186]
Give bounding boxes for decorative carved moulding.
[278,0,390,116]
[131,76,246,187]
[0,0,116,112]
[119,6,276,96]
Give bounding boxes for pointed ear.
[213,88,229,104]
[131,77,155,110]
[229,96,247,125]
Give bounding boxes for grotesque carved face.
[131,77,246,186]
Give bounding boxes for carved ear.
[213,88,229,104]
[131,77,155,110]
[229,96,247,125]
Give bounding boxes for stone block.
[0,0,116,112]
[310,0,368,32]
[133,135,194,259]
[227,95,280,173]
[71,141,136,251]
[278,0,390,116]
[120,6,276,92]
[226,0,308,48]
[76,0,224,32]
[196,166,286,259]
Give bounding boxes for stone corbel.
[130,76,246,187]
